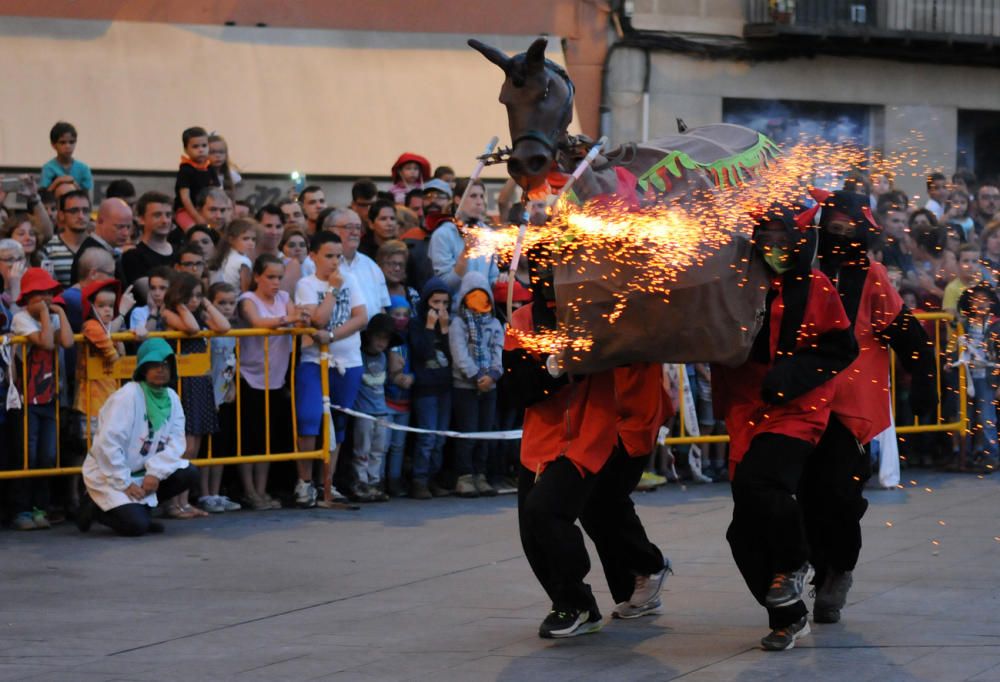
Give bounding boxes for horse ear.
[525,38,548,72]
[468,39,511,73]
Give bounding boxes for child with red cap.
[10,267,74,530]
[389,153,431,204]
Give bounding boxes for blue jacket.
[427,220,499,294]
[408,277,452,394]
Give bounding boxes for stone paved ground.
[1,470,999,681]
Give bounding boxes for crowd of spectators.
[0,120,992,531]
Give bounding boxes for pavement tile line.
[106,554,526,657]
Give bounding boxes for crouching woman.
[77,338,199,536]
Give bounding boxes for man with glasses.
[46,189,91,286]
[70,197,132,284]
[973,183,1000,236]
[323,207,390,321]
[401,179,452,291]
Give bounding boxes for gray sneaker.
[612,597,662,620]
[814,570,853,623]
[217,495,242,511]
[628,557,673,608]
[765,563,814,609]
[761,615,811,651]
[199,496,226,514]
[474,474,497,497]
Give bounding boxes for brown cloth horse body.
[471,38,777,372]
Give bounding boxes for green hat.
[133,338,175,381]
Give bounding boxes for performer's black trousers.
[518,459,598,612]
[798,415,871,587]
[726,433,811,629]
[95,466,199,537]
[580,443,665,604]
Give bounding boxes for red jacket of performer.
[712,205,858,475]
[614,363,674,458]
[503,255,619,477]
[813,189,938,444]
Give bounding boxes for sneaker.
[474,474,497,497]
[761,615,811,651]
[350,484,375,503]
[493,477,518,495]
[199,496,226,514]
[765,563,815,609]
[411,479,432,500]
[429,481,452,497]
[76,495,94,533]
[32,508,51,530]
[262,493,282,510]
[455,474,479,498]
[635,471,661,492]
[367,483,390,502]
[387,478,405,498]
[538,607,603,639]
[330,485,349,503]
[244,492,271,511]
[217,495,242,511]
[612,597,662,619]
[13,511,36,531]
[628,557,673,607]
[294,480,318,508]
[813,570,853,624]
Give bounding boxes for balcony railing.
[745,0,1000,41]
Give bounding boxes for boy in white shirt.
[293,231,368,506]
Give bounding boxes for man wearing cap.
[77,338,199,536]
[429,178,498,295]
[401,179,452,291]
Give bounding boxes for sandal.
[165,505,197,520]
[182,504,209,518]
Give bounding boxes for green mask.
[763,249,794,274]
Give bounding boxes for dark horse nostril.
[526,155,549,174]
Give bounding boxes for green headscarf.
[134,338,174,432]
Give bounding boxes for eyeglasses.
[285,240,306,248]
[383,261,405,270]
[0,255,25,264]
[336,223,363,233]
[179,260,204,268]
[62,207,89,214]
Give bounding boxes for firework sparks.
[471,138,919,354]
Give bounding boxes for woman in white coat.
[77,338,199,536]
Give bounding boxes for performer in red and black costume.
[504,244,674,638]
[580,363,675,620]
[712,204,857,651]
[802,189,937,624]
[504,247,617,639]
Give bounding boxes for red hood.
[391,153,431,184]
[81,278,123,321]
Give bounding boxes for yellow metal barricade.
[0,328,330,479]
[662,311,968,446]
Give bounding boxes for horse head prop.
[469,37,576,193]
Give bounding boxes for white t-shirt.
[219,251,253,290]
[301,255,316,278]
[340,252,391,321]
[12,310,60,338]
[294,273,365,368]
